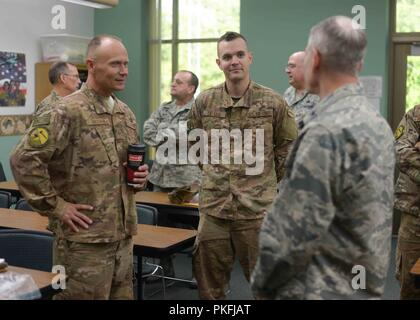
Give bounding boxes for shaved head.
[289,51,305,64]
[87,34,123,60]
[85,34,129,97]
[286,51,306,90]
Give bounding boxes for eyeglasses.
[285,64,297,72]
[64,74,80,79]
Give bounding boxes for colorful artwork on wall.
[0,51,31,136]
[0,51,27,107]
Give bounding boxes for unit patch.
[29,127,49,147]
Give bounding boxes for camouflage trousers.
[192,214,262,300]
[53,236,66,267]
[53,237,134,300]
[396,213,420,300]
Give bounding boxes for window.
[396,0,420,33]
[149,0,240,108]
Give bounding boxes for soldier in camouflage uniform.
[35,61,81,117]
[394,105,420,299]
[251,16,395,299]
[10,35,148,300]
[31,61,81,268]
[143,70,201,191]
[143,70,202,278]
[283,51,319,130]
[188,31,297,299]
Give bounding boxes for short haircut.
[48,61,70,85]
[217,31,248,46]
[179,70,199,94]
[217,31,249,56]
[307,16,367,76]
[87,34,123,59]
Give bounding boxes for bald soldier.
[35,61,81,116]
[283,51,319,129]
[144,70,201,192]
[188,31,297,300]
[252,16,395,299]
[10,35,148,300]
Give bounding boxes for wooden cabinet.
[35,62,87,105]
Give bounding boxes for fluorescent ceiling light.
[60,0,117,9]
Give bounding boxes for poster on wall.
[0,51,27,107]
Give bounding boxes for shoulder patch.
[394,125,405,140]
[29,127,50,147]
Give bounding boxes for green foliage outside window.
[406,57,420,111]
[397,0,420,111]
[159,0,240,103]
[396,0,420,33]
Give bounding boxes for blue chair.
[0,162,6,182]
[15,199,33,211]
[136,204,166,299]
[0,190,12,208]
[0,229,53,272]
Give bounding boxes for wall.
[241,0,390,118]
[0,0,94,178]
[94,0,150,140]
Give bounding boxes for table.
[136,191,198,209]
[0,181,20,199]
[0,181,18,192]
[0,208,196,299]
[410,258,420,289]
[6,265,58,299]
[136,191,199,228]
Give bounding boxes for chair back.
[0,229,53,272]
[136,204,158,225]
[0,190,12,208]
[0,162,6,182]
[15,199,33,211]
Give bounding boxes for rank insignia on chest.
[29,127,50,147]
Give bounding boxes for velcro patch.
[32,114,51,126]
[29,127,49,147]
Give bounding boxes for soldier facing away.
[10,35,149,300]
[188,31,297,300]
[251,16,395,299]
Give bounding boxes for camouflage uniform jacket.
[394,105,420,218]
[10,84,140,243]
[188,81,297,220]
[251,83,395,299]
[34,90,61,117]
[143,98,201,188]
[284,86,319,129]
